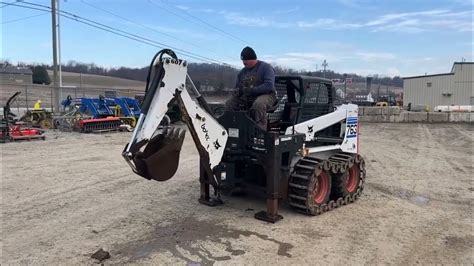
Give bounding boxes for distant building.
[0,66,33,84]
[403,62,473,109]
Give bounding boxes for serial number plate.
[228,128,239,138]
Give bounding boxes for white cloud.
[284,52,326,60]
[175,5,190,11]
[368,9,472,33]
[228,51,463,77]
[260,49,399,73]
[219,8,472,33]
[224,13,291,28]
[297,19,336,28]
[365,9,449,26]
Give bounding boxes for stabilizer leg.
[254,132,283,223]
[198,160,223,207]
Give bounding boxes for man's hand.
[242,86,254,96]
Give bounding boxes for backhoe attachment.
[122,49,228,185]
[122,49,187,181]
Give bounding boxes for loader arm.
[122,49,228,186]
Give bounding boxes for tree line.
[1,60,403,88]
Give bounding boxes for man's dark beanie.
[241,46,257,60]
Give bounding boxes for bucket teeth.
[133,127,186,181]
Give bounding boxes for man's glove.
[242,86,254,96]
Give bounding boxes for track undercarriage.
[288,153,366,215]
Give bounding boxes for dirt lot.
[1,123,473,264]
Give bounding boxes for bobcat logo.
[201,124,210,141]
[213,140,221,150]
[307,125,314,134]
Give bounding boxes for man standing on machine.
[225,47,277,130]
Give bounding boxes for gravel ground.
[1,123,473,265]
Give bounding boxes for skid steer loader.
[123,49,366,223]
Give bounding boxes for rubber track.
[288,152,366,215]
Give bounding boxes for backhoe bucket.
[132,127,186,181]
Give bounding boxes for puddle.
[409,195,430,206]
[114,217,293,265]
[444,235,474,250]
[369,183,431,206]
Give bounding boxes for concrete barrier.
[389,106,401,115]
[382,106,400,115]
[448,112,470,122]
[360,106,401,116]
[389,115,402,123]
[359,111,472,123]
[398,112,409,122]
[364,107,383,115]
[406,112,428,122]
[359,115,378,122]
[427,112,449,122]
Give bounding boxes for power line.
[81,1,206,52]
[8,1,238,67]
[151,0,251,46]
[80,0,236,62]
[25,1,238,67]
[0,2,47,12]
[0,0,17,8]
[161,0,251,45]
[2,12,48,24]
[4,1,211,63]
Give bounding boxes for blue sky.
[1,0,473,77]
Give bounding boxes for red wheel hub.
[346,166,359,193]
[313,171,329,204]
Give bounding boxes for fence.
[0,82,145,112]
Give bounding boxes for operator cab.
[267,75,337,133]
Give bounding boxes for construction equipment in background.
[122,49,366,223]
[352,92,375,106]
[19,101,54,129]
[1,92,45,142]
[56,95,121,133]
[375,95,397,107]
[106,97,141,128]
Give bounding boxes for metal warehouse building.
[403,62,473,109]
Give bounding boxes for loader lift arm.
[122,49,228,203]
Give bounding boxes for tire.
[331,165,361,199]
[309,170,332,207]
[39,118,53,129]
[288,157,332,216]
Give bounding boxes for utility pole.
[322,60,328,78]
[51,0,60,112]
[377,84,381,100]
[343,73,347,100]
[58,0,62,88]
[80,72,84,97]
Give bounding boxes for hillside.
[47,70,146,90]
